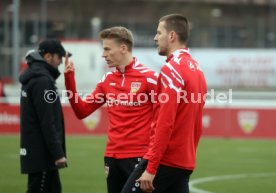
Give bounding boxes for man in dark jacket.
[19,39,71,193]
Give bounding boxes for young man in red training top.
[121,14,207,193]
[64,26,157,193]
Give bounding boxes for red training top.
[144,48,207,174]
[65,58,157,158]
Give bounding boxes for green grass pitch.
[0,135,275,193]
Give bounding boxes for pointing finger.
[65,52,69,67]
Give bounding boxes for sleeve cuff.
[51,145,65,161]
[146,164,157,175]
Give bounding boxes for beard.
[157,46,167,56]
[48,59,59,69]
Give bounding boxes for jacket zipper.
[121,73,125,87]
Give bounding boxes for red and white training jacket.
[144,48,207,174]
[65,58,157,158]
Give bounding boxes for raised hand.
[64,52,75,73]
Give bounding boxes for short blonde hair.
[100,26,134,51]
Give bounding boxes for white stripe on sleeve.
[147,78,157,85]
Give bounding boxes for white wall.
[135,48,276,88]
[59,41,276,89]
[57,41,105,91]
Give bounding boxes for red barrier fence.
[202,106,276,139]
[1,103,276,138]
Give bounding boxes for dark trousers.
[121,159,193,193]
[104,156,142,193]
[26,170,61,193]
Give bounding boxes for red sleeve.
[146,67,182,175]
[64,71,105,119]
[144,71,158,156]
[146,71,158,94]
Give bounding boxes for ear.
[120,44,128,54]
[169,31,176,42]
[43,53,52,63]
[44,53,52,58]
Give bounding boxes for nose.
[153,34,158,42]
[58,57,63,64]
[102,51,107,58]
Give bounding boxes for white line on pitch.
[189,173,276,193]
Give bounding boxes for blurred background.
[1,0,276,81]
[0,0,276,193]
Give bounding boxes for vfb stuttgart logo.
[237,111,259,134]
[130,82,141,93]
[82,111,100,131]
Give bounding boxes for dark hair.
[159,14,189,44]
[100,26,134,52]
